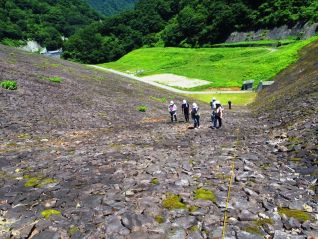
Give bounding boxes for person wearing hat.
[181,99,190,122]
[210,97,217,128]
[215,101,224,128]
[168,101,177,123]
[191,103,200,128]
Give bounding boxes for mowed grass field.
[100,36,318,89]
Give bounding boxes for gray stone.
[32,231,60,239]
[273,230,306,239]
[172,216,196,229]
[238,210,258,221]
[236,231,263,239]
[165,227,186,239]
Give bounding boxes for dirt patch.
[141,73,210,88]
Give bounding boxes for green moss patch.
[41,209,61,219]
[278,208,313,222]
[23,175,57,188]
[193,188,216,203]
[162,194,187,210]
[151,178,159,185]
[154,215,165,224]
[189,205,199,212]
[68,226,80,236]
[242,226,262,236]
[254,218,274,227]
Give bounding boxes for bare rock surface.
[0,44,317,238]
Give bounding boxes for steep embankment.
[0,45,317,239]
[253,39,318,171]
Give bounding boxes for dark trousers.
[193,115,200,128]
[184,109,189,122]
[211,112,215,127]
[215,115,222,128]
[170,111,177,122]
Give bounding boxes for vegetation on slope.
[100,36,318,89]
[0,0,101,50]
[63,0,318,63]
[85,0,138,16]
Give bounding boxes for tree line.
[63,0,318,64]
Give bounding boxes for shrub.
[137,105,148,112]
[1,80,17,90]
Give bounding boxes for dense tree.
[0,0,101,49]
[85,0,139,16]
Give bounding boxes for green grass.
[186,92,257,106]
[137,105,148,112]
[278,208,314,222]
[100,36,318,89]
[1,80,17,90]
[48,76,62,83]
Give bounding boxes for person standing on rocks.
[191,103,200,128]
[181,99,190,122]
[210,97,217,128]
[215,101,224,128]
[168,101,177,123]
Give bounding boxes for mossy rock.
[41,209,61,219]
[23,175,57,188]
[188,205,199,212]
[254,218,274,227]
[193,188,216,203]
[242,226,263,236]
[151,178,159,185]
[162,194,187,210]
[68,226,80,236]
[154,215,165,224]
[278,208,313,222]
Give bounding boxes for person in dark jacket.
[191,103,200,128]
[181,99,190,122]
[215,101,224,128]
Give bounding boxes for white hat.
[193,103,197,107]
[170,101,174,104]
[183,99,187,104]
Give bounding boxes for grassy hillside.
[100,36,318,89]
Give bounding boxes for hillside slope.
[253,39,318,170]
[86,0,138,16]
[0,45,317,238]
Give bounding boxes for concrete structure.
[241,80,254,91]
[41,49,63,58]
[257,81,274,92]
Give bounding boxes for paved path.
[90,65,250,94]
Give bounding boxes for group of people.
[168,98,224,129]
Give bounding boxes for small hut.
[257,81,274,92]
[241,80,254,90]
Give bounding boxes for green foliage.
[41,209,61,219]
[254,218,274,227]
[48,77,62,83]
[63,0,318,63]
[86,0,138,16]
[242,226,262,236]
[193,188,216,203]
[1,80,17,90]
[137,105,148,112]
[278,208,314,222]
[162,194,187,210]
[101,36,318,89]
[150,96,167,103]
[0,0,101,49]
[0,38,25,47]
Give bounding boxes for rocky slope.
[0,44,317,239]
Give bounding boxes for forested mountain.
[63,0,318,64]
[0,0,101,50]
[85,0,139,16]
